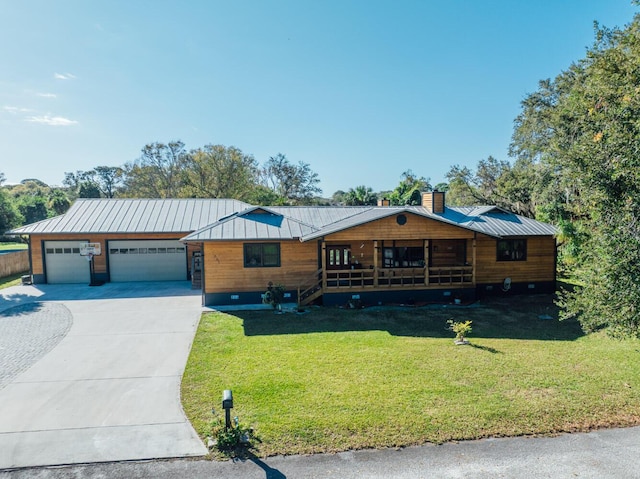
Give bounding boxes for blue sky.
[0,1,637,196]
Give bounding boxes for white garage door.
[44,241,91,284]
[108,240,187,282]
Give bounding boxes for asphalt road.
[2,424,640,478]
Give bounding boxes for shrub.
[447,319,472,342]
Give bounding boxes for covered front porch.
[298,238,476,306]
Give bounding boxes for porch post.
[424,239,430,286]
[373,240,379,287]
[472,237,477,285]
[321,241,327,289]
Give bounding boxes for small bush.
[447,319,472,342]
[209,415,256,456]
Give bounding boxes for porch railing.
[323,266,473,290]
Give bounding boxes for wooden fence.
[0,250,29,278]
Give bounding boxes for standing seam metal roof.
[7,198,251,234]
[7,198,557,239]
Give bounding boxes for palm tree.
[344,185,377,206]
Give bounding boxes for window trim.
[496,239,527,262]
[244,243,281,268]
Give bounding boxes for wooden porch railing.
[428,266,473,285]
[324,266,474,290]
[297,266,474,305]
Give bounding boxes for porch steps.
[297,268,324,307]
[299,286,323,306]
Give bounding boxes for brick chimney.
[422,190,445,213]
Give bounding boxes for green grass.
[0,242,27,251]
[0,243,28,288]
[0,273,25,290]
[182,295,640,456]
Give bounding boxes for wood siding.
[475,235,555,283]
[326,213,475,241]
[203,240,319,293]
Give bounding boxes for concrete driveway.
[0,282,208,469]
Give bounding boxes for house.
[7,192,557,306]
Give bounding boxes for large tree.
[123,141,187,198]
[445,156,539,217]
[389,170,431,206]
[261,153,321,205]
[511,15,640,337]
[182,145,259,200]
[63,166,123,199]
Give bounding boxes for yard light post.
[222,389,233,430]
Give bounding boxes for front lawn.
[0,273,24,290]
[181,295,640,456]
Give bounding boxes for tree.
[343,185,377,205]
[123,141,187,198]
[182,145,259,200]
[433,182,449,192]
[48,189,71,215]
[331,190,348,205]
[64,166,124,199]
[261,153,322,205]
[444,157,539,217]
[0,187,21,233]
[93,166,124,198]
[78,181,101,198]
[389,170,431,206]
[16,195,48,224]
[511,15,640,337]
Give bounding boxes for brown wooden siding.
[29,233,200,277]
[203,240,318,293]
[326,213,475,241]
[475,235,555,283]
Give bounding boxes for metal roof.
[7,198,250,234]
[182,207,320,241]
[7,198,557,240]
[268,206,372,228]
[446,207,558,237]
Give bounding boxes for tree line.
[3,11,640,337]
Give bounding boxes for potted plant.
[447,319,472,345]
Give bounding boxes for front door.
[326,245,350,270]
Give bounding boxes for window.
[497,239,527,261]
[244,243,281,267]
[383,246,424,268]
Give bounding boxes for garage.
[44,241,91,284]
[108,240,187,282]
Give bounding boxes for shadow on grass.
[469,343,502,354]
[237,294,585,341]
